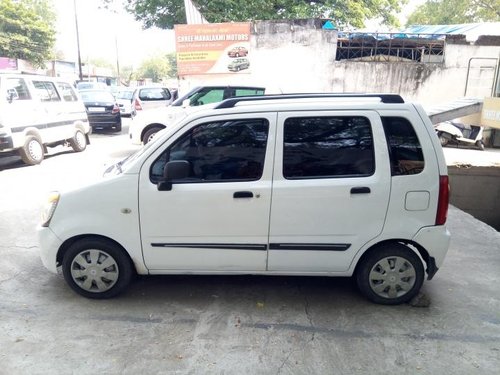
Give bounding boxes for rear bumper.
[412,225,451,271]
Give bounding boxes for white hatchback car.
[38,94,450,304]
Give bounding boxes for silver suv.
[39,93,450,304]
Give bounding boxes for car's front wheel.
[356,243,424,305]
[62,238,133,299]
[142,126,163,144]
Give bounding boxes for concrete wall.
[448,166,500,230]
[330,42,500,106]
[177,19,500,106]
[177,19,337,94]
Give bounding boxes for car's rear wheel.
[69,130,87,152]
[356,243,424,305]
[142,126,163,144]
[62,238,133,299]
[19,135,44,165]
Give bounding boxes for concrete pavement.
[0,125,499,374]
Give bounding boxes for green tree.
[137,54,177,82]
[0,0,56,67]
[407,0,500,25]
[103,0,404,29]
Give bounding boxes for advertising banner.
[0,57,18,70]
[175,22,251,76]
[481,97,500,129]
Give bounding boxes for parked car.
[0,73,90,165]
[129,86,265,145]
[228,58,250,72]
[79,89,121,132]
[132,86,173,114]
[114,88,136,117]
[38,93,450,305]
[227,46,248,57]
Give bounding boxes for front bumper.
[37,226,63,274]
[0,135,14,151]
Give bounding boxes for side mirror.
[157,160,190,191]
[182,99,191,108]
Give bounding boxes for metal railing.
[336,32,446,63]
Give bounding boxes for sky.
[53,0,176,68]
[53,0,425,68]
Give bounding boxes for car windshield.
[116,90,134,100]
[80,90,115,102]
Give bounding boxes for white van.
[0,73,90,165]
[38,94,451,305]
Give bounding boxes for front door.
[268,111,391,272]
[139,113,276,271]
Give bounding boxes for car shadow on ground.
[0,150,76,171]
[124,274,363,305]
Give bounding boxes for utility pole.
[73,0,83,81]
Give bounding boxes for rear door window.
[33,81,61,102]
[283,116,375,179]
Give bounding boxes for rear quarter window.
[382,117,425,175]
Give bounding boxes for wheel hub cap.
[369,256,416,299]
[70,249,119,293]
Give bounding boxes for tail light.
[134,98,143,111]
[436,175,449,225]
[112,104,120,114]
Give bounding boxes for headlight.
[41,192,60,227]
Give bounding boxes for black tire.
[69,130,87,152]
[62,238,134,299]
[356,243,424,305]
[19,135,44,165]
[142,126,163,145]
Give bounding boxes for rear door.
[268,111,391,272]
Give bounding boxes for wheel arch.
[141,123,166,142]
[354,239,431,277]
[56,234,137,273]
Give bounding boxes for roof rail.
[215,93,405,109]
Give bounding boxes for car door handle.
[350,187,371,194]
[233,191,254,198]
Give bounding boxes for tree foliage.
[406,0,500,25]
[0,0,56,67]
[136,53,177,81]
[104,0,404,29]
